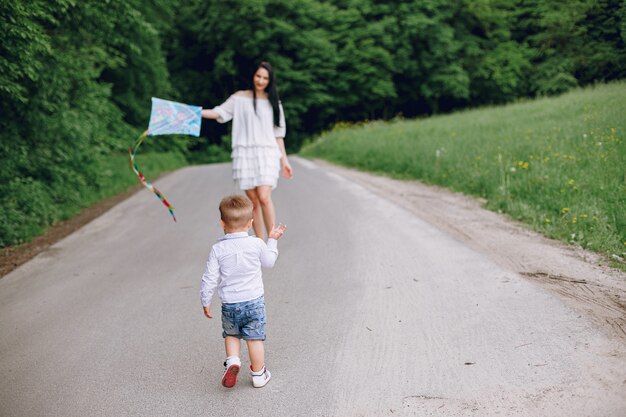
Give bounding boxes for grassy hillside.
[301,82,626,266]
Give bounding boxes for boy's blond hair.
[219,195,253,229]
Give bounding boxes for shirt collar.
[219,232,250,241]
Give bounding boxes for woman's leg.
[256,185,275,237]
[245,188,265,239]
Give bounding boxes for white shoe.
[221,356,241,388]
[250,366,271,388]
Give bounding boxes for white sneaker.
[221,356,241,388]
[250,366,271,388]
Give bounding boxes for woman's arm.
[276,137,293,179]
[201,109,220,120]
[203,95,235,122]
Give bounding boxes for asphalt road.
[1,158,624,417]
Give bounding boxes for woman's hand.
[281,159,293,179]
[276,138,293,179]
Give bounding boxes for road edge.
[306,157,626,344]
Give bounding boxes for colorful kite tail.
[129,130,177,222]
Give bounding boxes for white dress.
[213,94,286,190]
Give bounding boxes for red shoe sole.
[221,364,240,388]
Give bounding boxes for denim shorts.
[221,296,266,341]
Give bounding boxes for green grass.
[301,82,626,267]
[0,152,187,247]
[91,151,188,202]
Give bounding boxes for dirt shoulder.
[0,185,142,278]
[315,159,626,344]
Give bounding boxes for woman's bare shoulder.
[234,90,253,98]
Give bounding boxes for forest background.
[1,0,625,247]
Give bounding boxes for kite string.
[129,129,177,222]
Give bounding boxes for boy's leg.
[246,340,265,372]
[225,336,241,358]
[247,340,271,388]
[222,336,242,388]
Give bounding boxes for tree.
[0,0,178,246]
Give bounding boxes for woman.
[202,62,293,239]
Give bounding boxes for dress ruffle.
[231,145,281,190]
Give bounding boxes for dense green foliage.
[301,82,626,264]
[1,0,624,247]
[169,0,626,151]
[0,0,174,246]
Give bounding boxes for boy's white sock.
[250,365,271,388]
[225,356,241,367]
[250,365,265,376]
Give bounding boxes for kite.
[129,97,202,222]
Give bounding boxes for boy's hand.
[203,306,213,319]
[268,223,287,240]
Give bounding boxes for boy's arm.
[260,238,279,268]
[260,224,286,267]
[200,248,220,316]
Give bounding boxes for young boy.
[200,194,286,388]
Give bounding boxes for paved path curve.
[1,158,624,416]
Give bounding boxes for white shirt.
[213,94,286,148]
[200,232,279,306]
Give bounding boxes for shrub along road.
[0,158,624,416]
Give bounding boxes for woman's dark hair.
[252,61,282,127]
